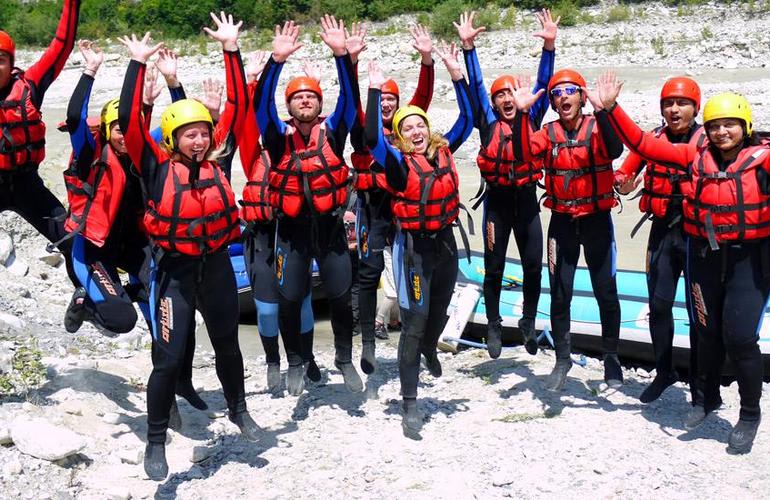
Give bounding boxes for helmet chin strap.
[176,148,202,183]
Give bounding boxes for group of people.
[1,0,766,480]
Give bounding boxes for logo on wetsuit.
[360,224,369,258]
[410,270,424,306]
[275,247,286,286]
[92,262,117,296]
[548,237,557,275]
[159,297,173,343]
[486,221,495,251]
[691,283,708,327]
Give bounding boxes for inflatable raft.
[447,251,770,377]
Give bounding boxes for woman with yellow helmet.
[365,42,474,437]
[117,13,259,480]
[61,41,209,419]
[598,71,767,454]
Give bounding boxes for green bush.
[428,0,468,41]
[607,4,631,22]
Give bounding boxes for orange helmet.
[0,30,15,59]
[660,76,701,111]
[285,76,322,102]
[490,75,518,98]
[547,69,586,94]
[381,79,400,97]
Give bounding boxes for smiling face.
[550,83,583,123]
[381,93,399,127]
[108,122,127,155]
[175,122,211,160]
[287,90,321,123]
[662,97,697,135]
[399,115,430,154]
[492,89,516,121]
[706,118,745,154]
[0,51,12,89]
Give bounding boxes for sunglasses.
[550,86,581,97]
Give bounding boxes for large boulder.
[10,417,87,461]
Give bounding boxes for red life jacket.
[391,147,459,232]
[639,125,705,218]
[240,148,274,223]
[0,73,46,171]
[352,128,392,192]
[683,143,770,247]
[543,116,617,216]
[143,159,240,256]
[477,120,543,187]
[63,139,128,247]
[269,124,349,217]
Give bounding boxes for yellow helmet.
[100,99,120,141]
[703,92,753,136]
[160,99,213,150]
[392,105,430,141]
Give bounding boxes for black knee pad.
[98,301,138,334]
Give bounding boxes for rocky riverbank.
[1,1,770,498]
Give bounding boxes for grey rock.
[11,418,86,461]
[0,231,13,265]
[0,312,25,332]
[191,445,215,463]
[117,447,143,465]
[36,249,63,268]
[106,487,132,500]
[5,254,29,277]
[0,426,11,444]
[3,459,23,475]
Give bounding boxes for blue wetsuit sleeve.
[530,48,554,129]
[365,88,407,192]
[463,47,496,135]
[66,72,96,160]
[445,78,474,153]
[254,57,287,163]
[324,54,357,157]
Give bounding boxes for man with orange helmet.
[0,1,81,287]
[254,17,363,395]
[615,76,706,404]
[345,22,435,376]
[456,9,557,359]
[510,67,625,392]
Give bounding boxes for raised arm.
[530,9,559,128]
[66,40,102,161]
[594,71,691,168]
[435,42,473,152]
[365,61,408,192]
[408,24,435,109]
[24,0,81,106]
[320,15,358,154]
[117,32,164,181]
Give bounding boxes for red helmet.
[490,75,518,98]
[547,69,586,94]
[660,76,701,111]
[0,30,15,59]
[285,76,322,102]
[381,79,400,97]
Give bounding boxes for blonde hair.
[392,132,448,161]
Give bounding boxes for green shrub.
[428,0,468,41]
[607,4,631,22]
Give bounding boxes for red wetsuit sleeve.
[142,104,154,132]
[213,50,248,150]
[615,151,645,184]
[607,103,692,169]
[25,0,80,106]
[408,62,434,111]
[239,81,263,179]
[118,60,165,181]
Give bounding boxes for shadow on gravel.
[37,367,143,413]
[290,355,400,421]
[153,420,299,499]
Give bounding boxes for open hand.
[511,75,545,112]
[533,9,560,50]
[615,174,642,195]
[319,14,347,57]
[345,22,368,63]
[78,39,104,74]
[410,24,433,63]
[367,60,385,89]
[200,78,224,120]
[143,63,164,105]
[118,32,163,64]
[302,59,322,83]
[245,50,270,82]
[272,21,302,63]
[435,41,463,81]
[203,11,242,52]
[454,11,486,50]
